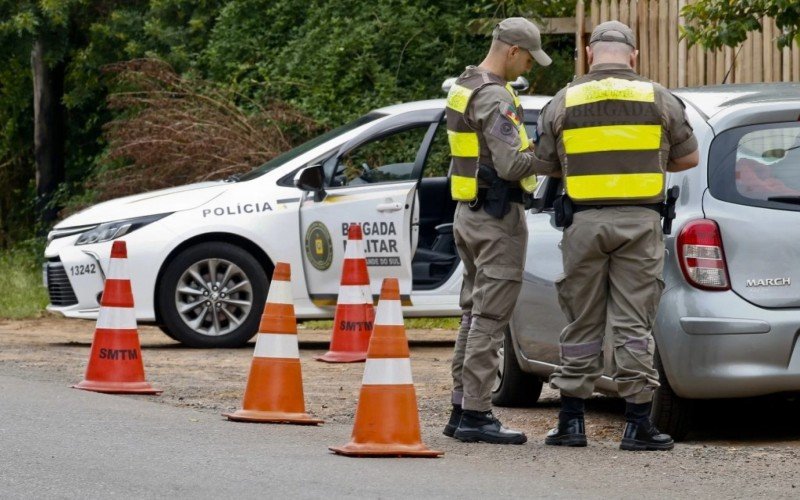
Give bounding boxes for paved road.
[0,375,571,499]
[2,374,799,499]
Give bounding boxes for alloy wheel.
[174,258,254,337]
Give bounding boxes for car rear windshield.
[237,112,386,181]
[708,121,800,212]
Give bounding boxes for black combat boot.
[545,396,587,447]
[443,404,463,438]
[453,410,527,444]
[620,402,674,451]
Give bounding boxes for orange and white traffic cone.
[315,223,375,363]
[73,241,161,394]
[224,262,322,425]
[330,278,442,457]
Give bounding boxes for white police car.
[45,81,550,347]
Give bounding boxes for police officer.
[533,21,699,451]
[443,18,554,444]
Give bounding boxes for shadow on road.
[687,395,800,444]
[537,391,800,445]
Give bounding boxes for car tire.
[157,324,180,341]
[651,350,693,441]
[157,242,268,348]
[492,326,543,407]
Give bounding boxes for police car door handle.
[376,202,403,212]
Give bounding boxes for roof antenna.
[721,43,744,84]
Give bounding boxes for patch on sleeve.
[489,113,519,146]
[499,103,521,127]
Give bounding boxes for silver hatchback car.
[493,83,800,440]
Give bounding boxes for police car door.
[299,110,440,306]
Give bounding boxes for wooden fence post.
[620,0,629,25]
[753,27,763,83]
[668,0,678,87]
[763,17,773,82]
[576,0,587,76]
[658,0,668,85]
[638,0,648,75]
[771,19,782,80]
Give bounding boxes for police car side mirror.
[294,164,326,202]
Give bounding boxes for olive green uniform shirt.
[461,66,559,182]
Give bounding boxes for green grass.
[301,317,459,330]
[0,240,49,319]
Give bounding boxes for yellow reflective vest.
[445,71,537,202]
[562,74,665,203]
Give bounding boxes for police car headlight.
[75,213,170,246]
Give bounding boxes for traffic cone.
[224,262,322,425]
[73,241,161,394]
[330,278,443,457]
[315,223,375,363]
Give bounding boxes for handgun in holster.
[661,185,680,235]
[553,194,574,229]
[477,164,512,219]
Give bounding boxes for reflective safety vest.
[562,74,665,204]
[445,71,538,202]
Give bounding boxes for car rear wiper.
[224,173,242,183]
[766,196,800,205]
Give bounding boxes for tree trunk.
[31,37,66,231]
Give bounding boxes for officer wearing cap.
[532,21,699,451]
[443,17,554,444]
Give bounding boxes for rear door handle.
[376,202,403,212]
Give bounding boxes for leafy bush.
[93,58,321,204]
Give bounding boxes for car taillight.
[676,219,730,291]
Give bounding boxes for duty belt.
[476,187,526,204]
[573,203,662,214]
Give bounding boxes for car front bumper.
[44,241,105,319]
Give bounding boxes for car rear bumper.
[656,285,800,399]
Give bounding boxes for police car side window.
[330,126,428,187]
[423,122,451,178]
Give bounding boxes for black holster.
[553,194,574,229]
[661,185,680,235]
[477,164,512,219]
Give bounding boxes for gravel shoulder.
[2,316,800,498]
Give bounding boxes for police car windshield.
[237,112,386,182]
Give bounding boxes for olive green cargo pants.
[549,206,664,404]
[451,202,527,411]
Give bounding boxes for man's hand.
[526,139,536,153]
